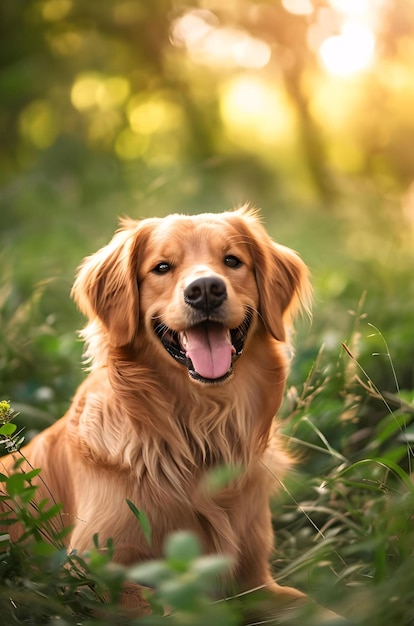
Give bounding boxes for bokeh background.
[1,2,414,622]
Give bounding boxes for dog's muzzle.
[153,311,252,384]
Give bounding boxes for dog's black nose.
[184,276,227,310]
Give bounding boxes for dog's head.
[72,207,311,384]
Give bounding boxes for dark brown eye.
[152,262,172,274]
[224,255,242,268]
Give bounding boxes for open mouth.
[153,311,252,384]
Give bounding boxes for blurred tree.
[1,0,414,205]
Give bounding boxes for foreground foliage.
[1,312,413,626]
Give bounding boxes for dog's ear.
[254,240,311,342]
[72,220,149,347]
[232,207,311,342]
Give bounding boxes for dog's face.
[138,213,259,383]
[73,208,310,385]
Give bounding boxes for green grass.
[0,306,413,624]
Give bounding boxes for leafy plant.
[274,323,414,625]
[127,531,238,625]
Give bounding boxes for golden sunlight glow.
[317,0,388,77]
[230,35,271,69]
[329,0,372,16]
[71,74,130,111]
[97,77,130,110]
[171,10,271,69]
[319,21,375,77]
[171,9,216,47]
[282,0,314,16]
[127,96,182,135]
[71,74,103,111]
[220,77,294,144]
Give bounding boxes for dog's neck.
[71,333,288,496]
[111,339,283,460]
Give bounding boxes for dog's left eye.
[224,255,242,268]
[152,262,172,274]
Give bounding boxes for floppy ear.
[231,207,311,342]
[254,240,311,341]
[71,221,147,347]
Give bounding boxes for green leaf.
[126,500,152,547]
[128,560,171,586]
[19,485,38,503]
[12,457,26,470]
[24,467,41,482]
[375,411,412,445]
[37,502,63,522]
[0,422,17,435]
[31,540,57,557]
[50,547,70,570]
[6,472,27,496]
[190,554,232,581]
[337,458,412,488]
[165,531,201,570]
[159,576,200,610]
[54,524,73,543]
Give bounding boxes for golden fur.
[1,207,316,615]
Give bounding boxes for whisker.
[246,304,267,330]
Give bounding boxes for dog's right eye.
[152,262,172,274]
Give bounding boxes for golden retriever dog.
[1,207,339,620]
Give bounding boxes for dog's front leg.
[234,506,345,624]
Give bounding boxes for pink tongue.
[181,324,234,379]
